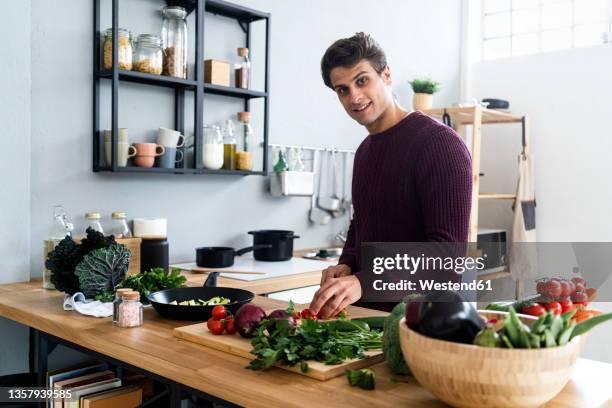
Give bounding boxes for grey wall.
[1,0,463,375]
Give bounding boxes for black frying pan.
[147,272,254,321]
[195,245,271,268]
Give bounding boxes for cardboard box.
[204,59,230,87]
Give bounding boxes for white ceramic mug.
[157,127,185,148]
[103,128,129,143]
[104,142,136,167]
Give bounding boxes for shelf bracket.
[237,19,249,34]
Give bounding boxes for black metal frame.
[93,0,270,176]
[22,327,242,408]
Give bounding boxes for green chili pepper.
[558,320,576,346]
[346,368,375,390]
[571,312,612,340]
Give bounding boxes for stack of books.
[46,362,142,408]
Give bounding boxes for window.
[482,0,612,59]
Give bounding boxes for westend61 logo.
[371,253,487,275]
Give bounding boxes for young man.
[309,33,472,318]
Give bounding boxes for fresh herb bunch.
[47,228,118,295]
[409,77,440,94]
[119,267,187,302]
[247,317,383,373]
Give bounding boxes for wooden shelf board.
[422,107,523,124]
[479,193,517,200]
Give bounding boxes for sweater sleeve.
[415,126,472,242]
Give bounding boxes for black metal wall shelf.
[93,0,271,176]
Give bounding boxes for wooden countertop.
[1,280,611,407]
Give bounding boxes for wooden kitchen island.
[1,278,611,408]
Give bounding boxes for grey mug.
[156,147,184,168]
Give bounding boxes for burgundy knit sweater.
[339,111,472,310]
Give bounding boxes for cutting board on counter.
[172,256,333,281]
[173,304,385,381]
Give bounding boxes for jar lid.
[122,291,140,300]
[162,5,187,19]
[237,111,251,123]
[136,34,161,47]
[116,288,132,295]
[237,47,249,57]
[112,211,127,219]
[85,212,101,220]
[104,28,131,38]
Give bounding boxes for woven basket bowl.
[399,311,584,408]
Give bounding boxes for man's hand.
[320,264,352,286]
[309,275,362,319]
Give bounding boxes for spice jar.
[203,125,224,170]
[235,112,253,170]
[103,28,133,70]
[110,212,132,238]
[117,291,143,328]
[133,34,163,74]
[234,47,251,89]
[113,288,133,324]
[161,6,188,79]
[85,212,104,234]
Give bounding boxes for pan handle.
[203,272,219,287]
[235,244,272,256]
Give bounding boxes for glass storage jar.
[222,121,236,170]
[117,291,143,328]
[234,47,251,89]
[203,125,224,170]
[133,34,163,74]
[113,288,133,324]
[103,28,133,70]
[161,6,188,79]
[110,211,132,238]
[235,112,253,170]
[85,212,104,234]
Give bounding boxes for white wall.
[470,45,612,362]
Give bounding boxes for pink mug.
[133,143,165,157]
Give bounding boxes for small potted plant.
[409,77,440,111]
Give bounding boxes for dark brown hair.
[321,32,387,89]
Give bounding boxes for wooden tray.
[173,322,384,381]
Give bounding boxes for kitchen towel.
[63,292,113,318]
[509,153,537,281]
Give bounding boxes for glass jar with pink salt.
[117,291,143,328]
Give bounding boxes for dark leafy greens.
[74,243,130,299]
[119,267,187,303]
[47,228,118,295]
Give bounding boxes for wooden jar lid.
[237,47,249,56]
[122,291,140,300]
[237,111,251,122]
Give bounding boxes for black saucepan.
[195,245,271,268]
[147,272,254,321]
[248,230,300,262]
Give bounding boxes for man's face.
[329,59,393,127]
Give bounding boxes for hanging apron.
[509,153,537,281]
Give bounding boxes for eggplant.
[415,291,485,344]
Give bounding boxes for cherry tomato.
[546,280,562,298]
[574,282,586,293]
[545,301,562,315]
[291,310,301,320]
[522,303,546,317]
[559,298,574,313]
[568,280,576,294]
[560,280,571,297]
[572,277,586,286]
[586,287,597,302]
[207,317,225,335]
[300,308,318,320]
[211,305,228,320]
[571,291,588,304]
[224,316,236,335]
[536,279,547,296]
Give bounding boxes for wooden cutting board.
[173,304,386,381]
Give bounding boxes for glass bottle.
[202,125,224,170]
[43,206,74,289]
[103,28,133,70]
[133,34,163,74]
[110,212,132,238]
[235,112,253,171]
[117,291,143,328]
[113,288,133,324]
[234,47,251,89]
[161,6,188,79]
[222,121,236,170]
[85,212,104,234]
[273,149,289,172]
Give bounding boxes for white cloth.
[63,292,113,318]
[509,153,537,281]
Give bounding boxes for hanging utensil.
[309,150,331,225]
[317,149,341,212]
[331,149,346,217]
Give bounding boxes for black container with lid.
[140,238,169,272]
